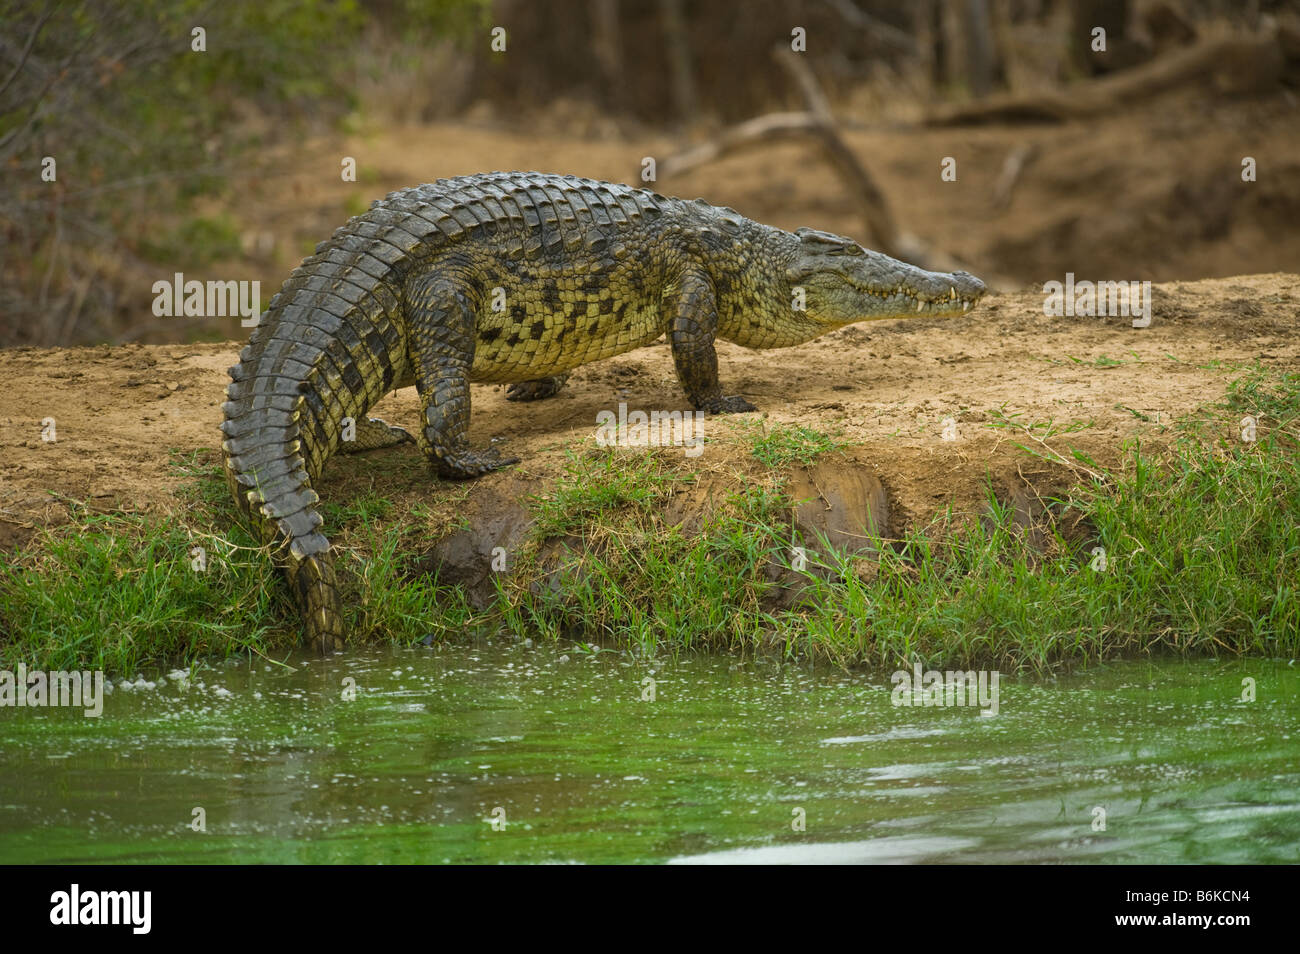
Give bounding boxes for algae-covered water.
[0,644,1296,864]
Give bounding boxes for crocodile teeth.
[949,287,956,299]
[962,301,970,312]
[916,300,924,311]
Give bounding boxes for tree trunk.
[658,0,698,129]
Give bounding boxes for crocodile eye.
[795,227,863,256]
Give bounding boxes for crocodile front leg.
[667,266,757,414]
[406,273,519,479]
[506,374,569,402]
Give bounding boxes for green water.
[0,644,1297,863]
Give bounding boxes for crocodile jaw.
[784,228,986,325]
[815,254,986,323]
[846,267,987,320]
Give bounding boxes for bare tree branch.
[820,0,917,54]
[0,0,54,100]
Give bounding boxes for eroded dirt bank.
[1,274,1297,565]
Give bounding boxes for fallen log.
[927,31,1286,126]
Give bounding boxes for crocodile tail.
[220,421,345,652]
[287,550,345,650]
[221,339,346,653]
[221,198,421,648]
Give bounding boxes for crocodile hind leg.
[668,266,758,414]
[337,416,414,453]
[407,274,519,479]
[506,374,569,402]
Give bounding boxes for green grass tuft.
[743,420,843,468]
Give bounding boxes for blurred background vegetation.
[2,0,1297,346]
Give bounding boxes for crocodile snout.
[951,270,986,299]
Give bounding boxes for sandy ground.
[2,273,1296,559]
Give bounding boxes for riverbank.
[1,276,1297,674]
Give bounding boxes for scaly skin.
[221,172,986,652]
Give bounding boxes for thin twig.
[0,1,54,100]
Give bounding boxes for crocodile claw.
[434,447,520,480]
[505,375,569,402]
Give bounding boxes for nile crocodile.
[221,172,985,652]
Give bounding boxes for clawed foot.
[337,416,415,453]
[434,446,520,480]
[506,375,569,402]
[698,395,758,414]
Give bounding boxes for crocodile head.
[785,227,986,325]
